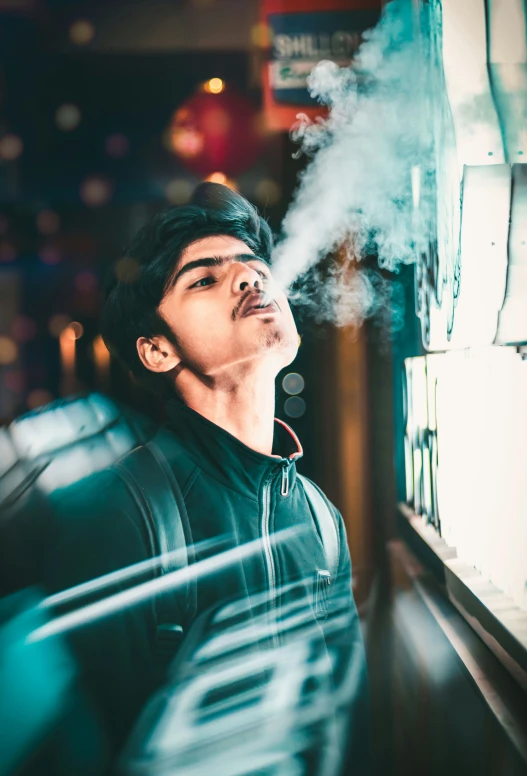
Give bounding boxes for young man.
[44,183,369,773]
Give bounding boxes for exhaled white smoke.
[272,0,433,326]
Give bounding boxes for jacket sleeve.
[42,467,164,762]
[326,505,372,776]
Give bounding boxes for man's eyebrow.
[171,253,264,286]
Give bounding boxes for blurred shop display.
[397,0,527,700]
[403,349,527,611]
[261,0,381,130]
[414,0,527,351]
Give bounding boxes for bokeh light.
[69,321,84,340]
[0,242,17,263]
[205,172,237,190]
[282,372,305,396]
[27,389,54,410]
[75,270,98,293]
[4,370,26,393]
[166,178,193,204]
[0,134,23,161]
[105,133,129,158]
[39,245,62,265]
[204,78,225,95]
[80,176,113,206]
[11,316,37,343]
[0,336,19,366]
[69,19,95,46]
[36,210,60,235]
[169,124,204,159]
[55,103,82,131]
[206,171,227,184]
[254,179,281,206]
[284,396,306,419]
[48,313,71,338]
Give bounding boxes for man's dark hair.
[100,183,273,392]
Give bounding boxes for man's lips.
[239,294,278,318]
[242,303,278,317]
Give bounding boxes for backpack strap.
[114,439,196,634]
[299,476,340,581]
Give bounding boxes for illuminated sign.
[403,349,527,611]
[261,0,381,130]
[268,11,374,103]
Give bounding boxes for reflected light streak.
[123,577,358,776]
[196,592,351,663]
[40,537,223,611]
[28,529,299,644]
[212,579,307,623]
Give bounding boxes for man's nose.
[230,262,262,293]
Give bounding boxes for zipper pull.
[281,462,290,497]
[315,570,331,619]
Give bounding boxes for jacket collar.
[165,398,303,499]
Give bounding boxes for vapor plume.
[272,0,433,326]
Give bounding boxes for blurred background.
[0,0,386,605]
[1,1,527,775]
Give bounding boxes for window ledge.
[397,503,527,762]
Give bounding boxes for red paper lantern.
[168,85,263,178]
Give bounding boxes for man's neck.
[173,361,277,456]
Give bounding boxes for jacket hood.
[165,399,303,499]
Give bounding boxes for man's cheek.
[280,298,296,324]
[274,290,288,310]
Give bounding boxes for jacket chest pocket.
[313,569,331,619]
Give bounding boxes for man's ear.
[136,335,181,374]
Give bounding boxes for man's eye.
[190,276,215,289]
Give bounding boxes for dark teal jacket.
[44,399,370,772]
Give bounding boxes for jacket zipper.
[262,460,292,646]
[281,460,291,497]
[262,474,278,645]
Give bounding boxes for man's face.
[157,235,298,378]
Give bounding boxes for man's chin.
[201,326,298,374]
[282,340,300,368]
[260,326,298,362]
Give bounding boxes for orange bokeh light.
[204,172,237,190]
[203,78,225,94]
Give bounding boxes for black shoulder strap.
[114,439,196,628]
[299,475,340,580]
